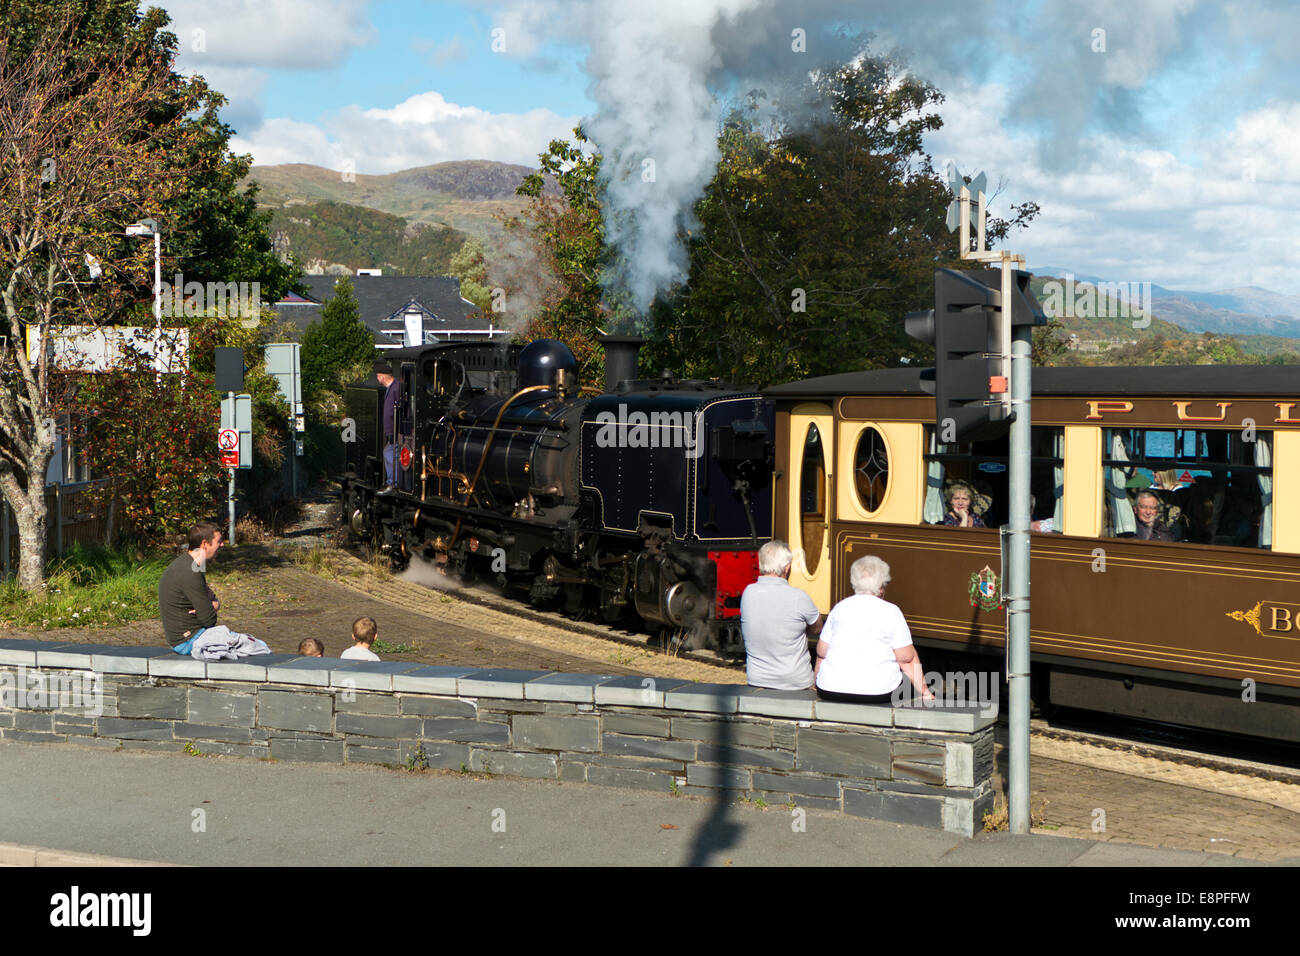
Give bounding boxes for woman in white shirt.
[814,556,935,704]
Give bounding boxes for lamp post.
[125,219,161,374]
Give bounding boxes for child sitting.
[340,617,381,661]
[297,638,325,658]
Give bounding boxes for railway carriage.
[766,366,1300,743]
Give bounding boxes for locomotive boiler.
[341,336,774,653]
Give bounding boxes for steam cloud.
[480,0,1232,313]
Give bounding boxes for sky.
[151,0,1300,300]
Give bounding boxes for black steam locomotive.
[340,337,774,653]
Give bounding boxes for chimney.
[597,335,645,394]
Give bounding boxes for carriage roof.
[764,365,1300,399]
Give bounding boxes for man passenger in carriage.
[740,540,823,691]
[1133,490,1181,542]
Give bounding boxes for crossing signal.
[905,268,1045,444]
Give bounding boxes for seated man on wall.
[740,540,823,691]
[158,521,267,659]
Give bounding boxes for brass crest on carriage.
[968,565,1001,612]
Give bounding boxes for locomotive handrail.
[459,384,553,509]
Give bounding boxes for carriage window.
[799,423,826,573]
[853,426,889,513]
[923,427,1064,530]
[1102,428,1271,548]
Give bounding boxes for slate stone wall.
[0,640,997,836]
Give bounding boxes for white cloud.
[158,0,375,69]
[927,84,1300,293]
[230,91,578,172]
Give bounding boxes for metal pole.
[153,231,162,384]
[227,389,236,546]
[2,497,9,580]
[1006,256,1033,834]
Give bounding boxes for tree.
[448,237,492,312]
[2,0,301,304]
[300,277,374,409]
[504,128,634,388]
[645,58,966,387]
[0,14,202,589]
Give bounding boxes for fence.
[1,480,110,580]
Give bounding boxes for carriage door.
[787,405,833,613]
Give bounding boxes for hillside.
[269,201,467,275]
[247,160,547,243]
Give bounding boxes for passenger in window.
[1133,491,1181,542]
[944,481,985,528]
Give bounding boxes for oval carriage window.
[854,427,889,513]
[799,424,826,574]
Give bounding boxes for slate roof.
[273,274,505,348]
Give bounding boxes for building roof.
[273,274,502,347]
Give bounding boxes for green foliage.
[70,312,293,546]
[71,352,224,547]
[645,57,964,387]
[372,638,418,654]
[301,277,375,406]
[3,0,302,303]
[0,544,168,628]
[449,237,492,311]
[268,201,466,276]
[508,127,634,387]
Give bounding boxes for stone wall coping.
[0,638,999,732]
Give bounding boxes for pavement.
[0,737,1295,867]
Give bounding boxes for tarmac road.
[0,739,1272,868]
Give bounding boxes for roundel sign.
[399,446,413,470]
[218,428,240,467]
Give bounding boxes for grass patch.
[0,544,168,630]
[372,638,418,655]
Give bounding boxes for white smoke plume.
[477,0,1220,313]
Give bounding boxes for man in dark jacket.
[375,359,400,494]
[158,522,224,648]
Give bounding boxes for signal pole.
[950,171,1032,835]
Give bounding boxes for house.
[273,271,509,348]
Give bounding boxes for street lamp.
[125,219,161,376]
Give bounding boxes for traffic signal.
[905,268,1045,444]
[214,347,245,393]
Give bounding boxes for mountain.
[247,160,550,245]
[268,201,468,276]
[1031,265,1300,338]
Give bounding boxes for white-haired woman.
[814,555,934,703]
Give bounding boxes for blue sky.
[152,0,1300,299]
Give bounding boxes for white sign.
[218,428,239,451]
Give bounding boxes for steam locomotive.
[340,336,774,653]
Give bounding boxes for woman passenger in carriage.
[943,481,985,528]
[814,556,935,704]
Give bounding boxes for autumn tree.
[0,15,205,589]
[504,128,634,388]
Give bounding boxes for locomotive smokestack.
[598,335,645,393]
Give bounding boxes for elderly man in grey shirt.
[740,540,823,690]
